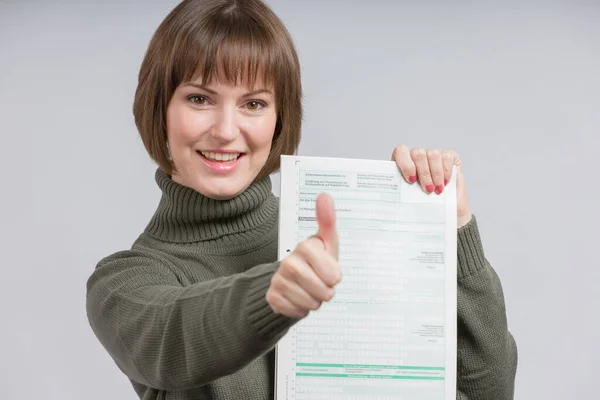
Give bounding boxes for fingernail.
[426,184,434,193]
[435,184,444,194]
[409,176,417,183]
[444,179,448,186]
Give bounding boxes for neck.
[144,169,278,244]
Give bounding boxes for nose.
[210,106,239,143]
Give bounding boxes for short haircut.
[133,0,302,181]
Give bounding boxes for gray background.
[1,0,599,399]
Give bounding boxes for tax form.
[276,156,457,400]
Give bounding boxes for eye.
[245,100,266,111]
[188,95,208,105]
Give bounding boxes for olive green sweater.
[86,169,517,400]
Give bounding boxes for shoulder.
[89,245,179,288]
[95,236,174,268]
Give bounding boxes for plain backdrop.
[1,0,599,399]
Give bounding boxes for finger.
[266,288,308,319]
[391,144,417,184]
[410,148,434,194]
[315,193,339,259]
[295,239,342,289]
[426,149,444,194]
[441,149,458,187]
[280,279,323,311]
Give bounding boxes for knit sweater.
[86,169,518,400]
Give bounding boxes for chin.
[192,176,250,200]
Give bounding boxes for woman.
[86,0,518,399]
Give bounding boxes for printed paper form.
[276,155,457,400]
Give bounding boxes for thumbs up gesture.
[267,193,342,319]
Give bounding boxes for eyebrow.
[183,82,274,97]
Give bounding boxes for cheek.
[166,105,183,141]
[250,114,278,151]
[167,105,204,143]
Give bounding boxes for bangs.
[134,0,302,180]
[172,13,282,90]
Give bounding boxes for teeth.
[201,151,240,162]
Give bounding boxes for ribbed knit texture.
[455,215,519,400]
[86,169,517,400]
[145,169,279,245]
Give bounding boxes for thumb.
[315,193,339,259]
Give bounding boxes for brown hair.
[133,0,302,181]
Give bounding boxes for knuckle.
[269,276,285,292]
[285,261,302,280]
[442,149,455,161]
[330,263,342,285]
[393,143,408,152]
[266,290,278,308]
[334,274,342,286]
[281,256,300,278]
[325,288,335,301]
[410,148,426,160]
[427,149,442,159]
[392,144,409,157]
[305,238,320,253]
[281,256,292,268]
[295,240,308,254]
[298,238,317,256]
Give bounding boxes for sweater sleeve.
[85,251,297,391]
[455,215,518,399]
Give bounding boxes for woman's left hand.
[392,144,472,228]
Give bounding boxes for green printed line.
[299,217,444,225]
[300,169,398,175]
[298,225,444,233]
[296,363,444,370]
[296,373,444,380]
[298,226,443,235]
[299,187,400,194]
[312,198,403,204]
[334,217,443,224]
[298,169,402,177]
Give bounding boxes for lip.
[197,150,244,174]
[199,149,245,153]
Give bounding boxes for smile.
[197,151,245,174]
[199,151,242,162]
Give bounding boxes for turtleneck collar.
[144,169,278,244]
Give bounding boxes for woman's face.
[166,75,277,200]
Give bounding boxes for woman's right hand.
[266,193,342,319]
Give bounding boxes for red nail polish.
[409,176,417,183]
[435,184,444,194]
[444,179,448,186]
[426,184,434,193]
